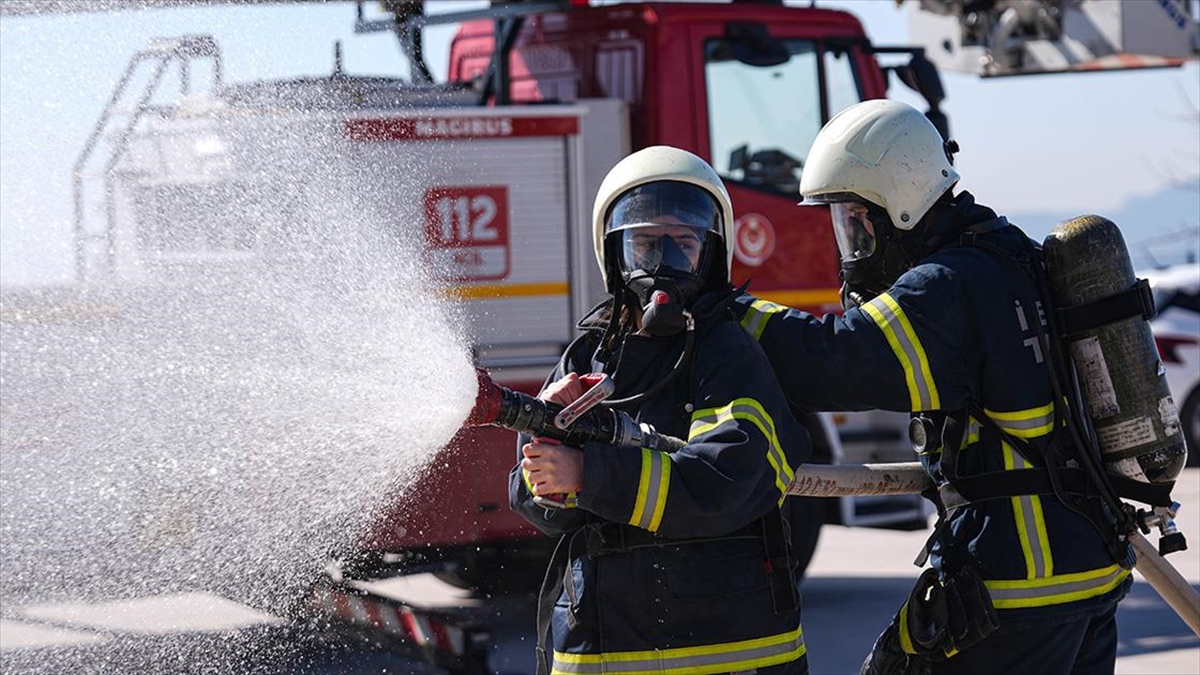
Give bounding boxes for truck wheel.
[1183,388,1200,467]
[789,496,823,580]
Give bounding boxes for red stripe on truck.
[346,116,579,140]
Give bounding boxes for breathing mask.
[605,181,722,335]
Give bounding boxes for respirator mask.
[605,181,722,336]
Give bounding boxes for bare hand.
[521,441,584,495]
[540,373,586,407]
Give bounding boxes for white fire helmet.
[800,100,960,256]
[592,146,735,287]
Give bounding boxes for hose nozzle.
[462,367,685,453]
[465,367,504,427]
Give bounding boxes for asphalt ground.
[2,469,1197,675]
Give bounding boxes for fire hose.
[466,368,1200,635]
[782,462,1200,636]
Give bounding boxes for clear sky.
[1,0,1197,284]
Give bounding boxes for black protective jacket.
[510,294,812,674]
[734,194,1131,622]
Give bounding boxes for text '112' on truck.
[52,0,1198,670]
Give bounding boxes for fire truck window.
[596,42,643,105]
[705,38,833,196]
[825,47,864,118]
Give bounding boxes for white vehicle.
[1143,262,1200,465]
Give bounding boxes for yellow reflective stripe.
[552,624,805,674]
[985,565,1130,609]
[1002,443,1033,575]
[962,417,981,449]
[1003,442,1054,579]
[985,402,1056,439]
[443,281,569,300]
[739,298,788,341]
[754,287,840,308]
[689,399,794,501]
[861,293,940,411]
[629,449,670,532]
[898,599,916,655]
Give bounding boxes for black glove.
[860,621,932,675]
[903,566,1000,659]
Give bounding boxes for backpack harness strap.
[911,222,1174,571]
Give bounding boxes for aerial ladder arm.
[905,0,1199,77]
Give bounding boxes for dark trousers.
[932,602,1119,675]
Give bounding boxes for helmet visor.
[830,201,879,263]
[606,181,721,275]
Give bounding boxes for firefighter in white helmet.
[510,146,813,674]
[735,99,1135,675]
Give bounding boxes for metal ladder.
[72,35,222,282]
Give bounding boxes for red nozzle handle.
[553,373,614,430]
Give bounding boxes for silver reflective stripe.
[739,299,787,342]
[1019,491,1049,578]
[961,417,981,449]
[689,399,793,496]
[861,294,939,411]
[552,625,805,674]
[986,403,1055,439]
[985,565,1129,609]
[630,450,669,531]
[1005,444,1052,579]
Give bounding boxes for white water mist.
[0,147,479,616]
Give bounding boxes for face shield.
[830,201,883,263]
[605,181,722,279]
[812,197,911,310]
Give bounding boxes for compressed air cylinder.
[1044,215,1186,484]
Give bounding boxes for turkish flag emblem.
[734,213,776,267]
